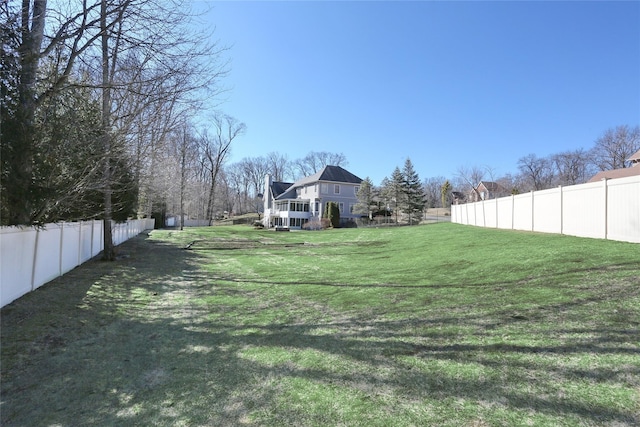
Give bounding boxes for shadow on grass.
[1,234,639,426]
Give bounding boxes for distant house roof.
[293,165,363,188]
[588,167,640,182]
[274,165,363,200]
[476,181,504,192]
[588,148,640,182]
[270,181,293,198]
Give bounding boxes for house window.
[350,204,355,214]
[321,183,328,194]
[339,202,344,213]
[315,202,319,213]
[354,186,360,195]
[334,184,340,194]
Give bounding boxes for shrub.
[302,218,330,230]
[324,202,340,228]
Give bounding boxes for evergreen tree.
[323,201,340,228]
[381,167,405,224]
[354,177,376,220]
[402,158,424,225]
[441,180,452,208]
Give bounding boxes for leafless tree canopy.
[591,125,640,171]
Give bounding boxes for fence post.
[603,178,608,240]
[511,194,515,230]
[78,221,83,265]
[559,185,563,236]
[59,222,64,276]
[31,228,40,291]
[530,190,535,231]
[90,220,95,257]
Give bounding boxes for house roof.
[476,181,504,192]
[274,165,363,201]
[587,149,640,182]
[293,165,363,188]
[270,181,293,198]
[588,167,640,182]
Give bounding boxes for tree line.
[354,124,639,224]
[2,3,638,245]
[1,1,240,259]
[454,124,639,199]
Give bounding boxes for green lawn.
[1,223,639,426]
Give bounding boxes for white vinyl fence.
[0,218,154,308]
[452,175,640,243]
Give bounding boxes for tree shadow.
[1,233,638,426]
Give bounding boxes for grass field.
[1,223,639,426]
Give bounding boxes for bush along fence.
[0,218,155,308]
[451,175,640,244]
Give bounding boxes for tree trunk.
[101,0,115,260]
[179,128,187,231]
[5,0,47,225]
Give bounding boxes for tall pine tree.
[354,177,376,220]
[402,158,424,225]
[382,167,405,224]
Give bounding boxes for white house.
[263,165,363,229]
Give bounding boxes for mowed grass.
[1,223,639,426]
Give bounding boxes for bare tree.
[266,152,291,182]
[551,149,595,185]
[590,125,640,171]
[2,0,229,259]
[293,151,348,178]
[200,113,246,223]
[242,156,271,197]
[423,176,447,208]
[455,165,487,201]
[174,125,199,230]
[517,153,555,191]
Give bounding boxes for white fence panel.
[61,222,82,275]
[484,199,498,228]
[32,224,62,289]
[92,220,103,256]
[113,222,125,246]
[496,196,513,229]
[467,202,477,226]
[474,202,486,227]
[452,175,639,243]
[512,193,533,231]
[562,181,606,239]
[0,227,37,307]
[607,176,640,243]
[1,219,154,308]
[79,221,95,263]
[532,187,561,234]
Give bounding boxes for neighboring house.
[588,149,640,182]
[451,191,466,205]
[468,181,507,202]
[263,165,363,229]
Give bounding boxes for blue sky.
[198,1,639,185]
